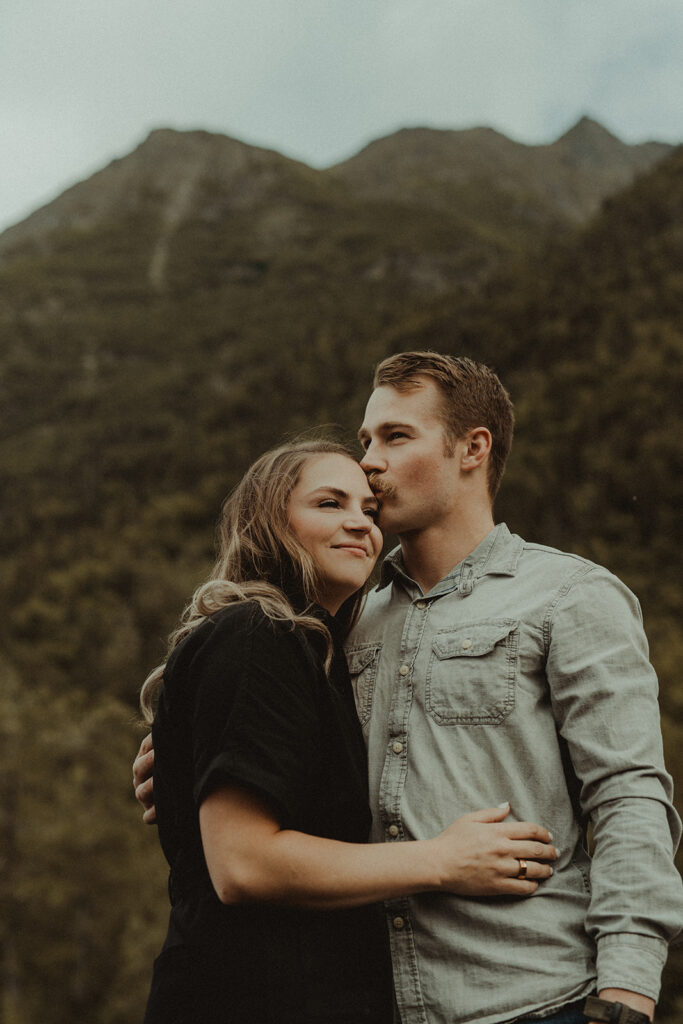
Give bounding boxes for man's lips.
[366,475,395,501]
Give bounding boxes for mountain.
[0,121,678,597]
[0,122,680,716]
[329,116,671,225]
[0,117,671,282]
[0,129,328,253]
[0,129,348,291]
[0,122,681,1024]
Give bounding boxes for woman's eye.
[318,499,340,509]
[363,508,379,521]
[388,431,407,441]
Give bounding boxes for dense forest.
[0,119,681,1023]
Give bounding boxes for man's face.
[358,380,460,535]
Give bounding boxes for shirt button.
[461,638,473,650]
[416,600,427,609]
[388,824,400,837]
[399,664,409,676]
[392,916,406,930]
[392,741,404,754]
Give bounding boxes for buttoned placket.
[379,570,465,1023]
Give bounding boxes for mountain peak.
[552,115,671,170]
[554,116,625,158]
[560,115,619,140]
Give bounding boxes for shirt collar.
[377,523,523,596]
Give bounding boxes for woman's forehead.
[297,453,371,493]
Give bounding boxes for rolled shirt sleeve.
[545,565,683,999]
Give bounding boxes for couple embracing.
[134,352,682,1024]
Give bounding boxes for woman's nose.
[344,509,373,532]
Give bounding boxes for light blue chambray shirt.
[346,524,682,1024]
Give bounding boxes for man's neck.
[399,513,496,594]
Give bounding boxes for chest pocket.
[345,643,383,726]
[425,620,518,725]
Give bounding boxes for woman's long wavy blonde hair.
[139,439,368,724]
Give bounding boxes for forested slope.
[0,125,680,1023]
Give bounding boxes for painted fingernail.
[497,801,509,808]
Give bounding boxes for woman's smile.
[288,453,382,614]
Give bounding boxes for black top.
[144,601,393,1024]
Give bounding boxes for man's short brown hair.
[373,351,514,500]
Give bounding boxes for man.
[135,351,682,1024]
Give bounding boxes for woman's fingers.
[465,804,511,824]
[500,878,540,895]
[490,856,551,894]
[437,811,560,896]
[505,819,554,843]
[508,840,558,862]
[508,856,554,880]
[466,812,556,850]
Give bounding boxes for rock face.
[0,131,309,237]
[0,118,672,269]
[0,130,333,290]
[329,116,672,223]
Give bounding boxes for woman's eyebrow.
[308,486,349,499]
[309,486,379,507]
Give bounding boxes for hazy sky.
[1,0,681,232]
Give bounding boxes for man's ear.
[461,428,492,473]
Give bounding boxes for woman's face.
[288,453,383,614]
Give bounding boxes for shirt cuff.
[596,934,668,1002]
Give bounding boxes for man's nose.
[359,444,385,473]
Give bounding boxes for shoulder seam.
[522,541,596,568]
[542,561,599,654]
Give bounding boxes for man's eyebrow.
[357,421,413,440]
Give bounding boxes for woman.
[140,439,556,1024]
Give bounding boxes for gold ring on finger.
[516,858,528,879]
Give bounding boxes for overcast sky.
[1,0,681,233]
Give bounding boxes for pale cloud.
[1,0,681,231]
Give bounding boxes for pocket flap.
[346,645,380,674]
[432,621,518,660]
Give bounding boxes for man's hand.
[133,732,157,824]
